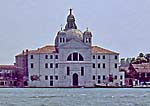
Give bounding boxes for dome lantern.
[65,9,77,31]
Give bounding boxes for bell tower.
[83,28,92,46]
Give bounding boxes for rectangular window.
[81,67,84,76]
[45,76,48,80]
[147,73,150,78]
[0,82,4,85]
[98,80,101,84]
[98,75,101,79]
[50,81,53,86]
[73,53,78,61]
[67,67,70,75]
[114,75,117,79]
[45,55,48,59]
[30,55,34,59]
[10,81,12,85]
[14,81,17,86]
[141,73,145,78]
[120,75,123,80]
[55,64,58,68]
[120,81,123,86]
[93,55,95,59]
[103,63,105,69]
[103,75,106,80]
[7,73,10,77]
[50,63,53,68]
[115,55,118,59]
[103,55,105,59]
[98,63,100,68]
[55,55,58,59]
[30,63,34,68]
[55,76,58,80]
[50,76,53,80]
[50,55,53,59]
[45,63,48,68]
[93,76,95,80]
[93,63,95,68]
[135,81,138,85]
[98,55,100,59]
[115,63,117,68]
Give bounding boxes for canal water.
[0,88,150,106]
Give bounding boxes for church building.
[15,9,125,87]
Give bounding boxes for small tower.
[55,30,66,47]
[83,28,92,46]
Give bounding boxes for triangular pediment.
[60,39,90,49]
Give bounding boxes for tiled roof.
[16,45,56,56]
[16,45,118,56]
[132,63,150,73]
[29,45,56,54]
[92,46,119,54]
[0,65,22,70]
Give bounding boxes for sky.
[0,0,150,64]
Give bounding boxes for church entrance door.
[73,73,78,86]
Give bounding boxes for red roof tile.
[16,45,56,56]
[132,63,150,73]
[16,45,118,56]
[92,46,119,54]
[29,45,56,54]
[0,65,23,70]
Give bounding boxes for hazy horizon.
[0,0,150,64]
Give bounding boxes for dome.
[65,29,83,41]
[83,31,92,35]
[57,30,66,35]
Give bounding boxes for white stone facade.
[18,9,125,87]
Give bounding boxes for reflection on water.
[0,88,150,106]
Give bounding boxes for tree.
[139,53,144,57]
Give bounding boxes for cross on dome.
[69,8,73,15]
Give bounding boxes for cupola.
[83,28,92,46]
[65,9,77,31]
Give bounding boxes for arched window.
[67,54,72,61]
[73,52,78,61]
[86,38,88,43]
[89,38,91,43]
[63,38,65,42]
[60,38,62,43]
[67,52,84,61]
[79,54,84,61]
